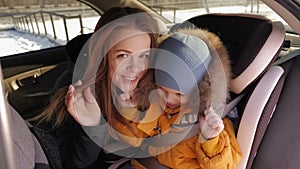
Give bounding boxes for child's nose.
[165,94,176,104]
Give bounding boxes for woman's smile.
[109,32,151,93]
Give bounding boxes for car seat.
[51,33,92,93]
[177,13,284,94]
[1,90,61,169]
[176,13,286,169]
[243,49,300,169]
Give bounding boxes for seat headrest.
[65,33,93,64]
[176,13,285,94]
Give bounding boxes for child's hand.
[65,80,101,126]
[199,107,224,142]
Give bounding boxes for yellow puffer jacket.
[109,98,242,169]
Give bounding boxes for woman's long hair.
[33,7,158,126]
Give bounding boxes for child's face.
[157,85,190,109]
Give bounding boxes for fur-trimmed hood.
[175,28,232,116]
[133,28,232,117]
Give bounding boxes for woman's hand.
[199,107,224,142]
[65,81,101,126]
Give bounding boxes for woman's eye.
[140,52,150,58]
[117,54,129,58]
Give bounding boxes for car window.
[0,2,100,57]
[142,0,289,29]
[0,0,296,57]
[141,0,299,48]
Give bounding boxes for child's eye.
[176,93,182,97]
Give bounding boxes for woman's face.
[109,33,151,93]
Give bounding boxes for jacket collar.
[137,97,193,135]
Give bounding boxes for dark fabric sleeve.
[34,163,51,169]
[54,117,102,169]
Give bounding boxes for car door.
[0,46,67,119]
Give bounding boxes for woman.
[34,7,158,169]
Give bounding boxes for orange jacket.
[109,99,242,169]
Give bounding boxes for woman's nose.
[127,57,146,73]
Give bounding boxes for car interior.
[0,0,300,168]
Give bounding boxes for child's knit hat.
[154,32,212,94]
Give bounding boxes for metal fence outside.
[13,11,83,42]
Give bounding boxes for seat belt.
[136,157,170,169]
[107,158,132,169]
[272,49,300,66]
[222,93,246,118]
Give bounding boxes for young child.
[138,29,241,169]
[108,28,242,169]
